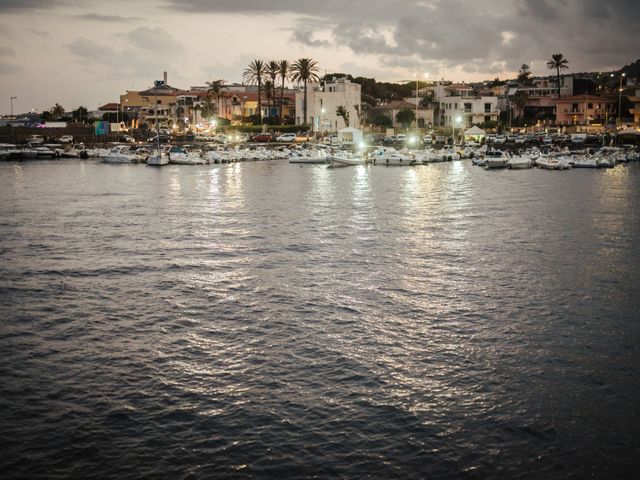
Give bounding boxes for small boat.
[508,155,532,169]
[329,150,367,167]
[289,149,329,164]
[147,150,169,166]
[103,145,143,163]
[168,146,206,164]
[535,156,571,170]
[485,150,509,169]
[371,147,416,166]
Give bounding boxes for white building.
[438,84,499,128]
[295,77,361,132]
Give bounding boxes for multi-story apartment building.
[295,77,361,132]
[629,88,640,125]
[555,94,616,127]
[438,84,499,128]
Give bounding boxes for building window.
[484,103,491,113]
[485,115,490,123]
[464,103,472,112]
[588,103,593,109]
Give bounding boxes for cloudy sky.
[1,0,638,114]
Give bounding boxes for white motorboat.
[147,150,169,166]
[168,146,206,164]
[508,155,532,169]
[371,147,416,166]
[329,151,367,167]
[485,150,509,169]
[569,155,598,168]
[535,156,571,170]
[103,145,143,163]
[289,149,329,164]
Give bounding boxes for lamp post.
[321,107,326,137]
[452,115,461,145]
[10,96,17,116]
[617,72,625,126]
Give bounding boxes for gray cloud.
[0,46,15,57]
[164,0,640,77]
[0,0,59,11]
[127,27,185,54]
[290,29,331,48]
[28,28,49,37]
[76,13,142,22]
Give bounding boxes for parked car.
[514,135,526,144]
[423,134,433,144]
[119,134,135,143]
[493,135,506,144]
[435,135,446,144]
[213,134,228,143]
[276,133,296,142]
[58,135,74,144]
[251,133,274,142]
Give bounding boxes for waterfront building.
[295,77,361,132]
[438,84,499,128]
[554,94,616,129]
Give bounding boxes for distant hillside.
[620,58,640,78]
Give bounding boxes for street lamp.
[321,107,325,136]
[10,96,17,116]
[452,115,462,145]
[617,72,625,125]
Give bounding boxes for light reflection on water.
[0,160,639,479]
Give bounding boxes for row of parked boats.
[2,142,638,171]
[472,146,639,170]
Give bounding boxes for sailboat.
[147,89,169,166]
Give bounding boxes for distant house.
[370,100,432,129]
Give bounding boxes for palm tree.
[205,79,226,120]
[243,59,265,122]
[265,61,279,120]
[290,58,320,126]
[264,80,274,121]
[277,60,290,124]
[546,53,569,98]
[336,105,350,127]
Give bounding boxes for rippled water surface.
[1,159,639,479]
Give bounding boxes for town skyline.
[1,0,638,114]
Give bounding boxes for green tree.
[51,103,65,119]
[336,105,350,127]
[72,106,88,123]
[243,59,265,123]
[512,90,529,119]
[395,109,415,128]
[277,59,290,124]
[517,64,532,85]
[370,114,392,127]
[290,58,320,125]
[547,53,569,98]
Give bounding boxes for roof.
[378,100,416,110]
[464,126,486,136]
[98,103,119,111]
